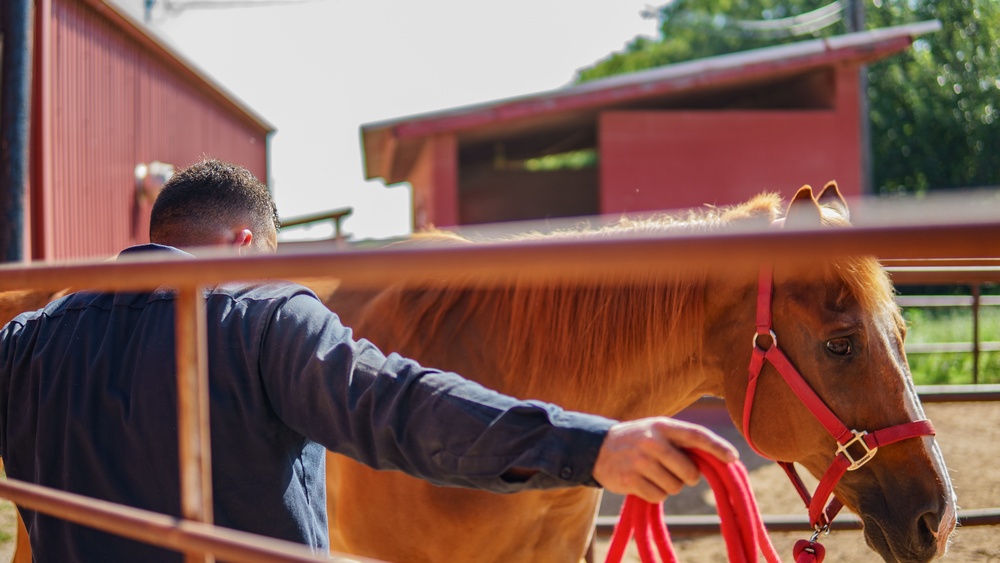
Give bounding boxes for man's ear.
[231,228,253,254]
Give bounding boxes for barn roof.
[82,0,275,134]
[362,20,940,185]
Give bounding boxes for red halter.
[743,264,935,532]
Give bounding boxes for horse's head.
[709,184,956,562]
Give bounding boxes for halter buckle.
[837,430,878,471]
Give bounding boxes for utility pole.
[0,0,34,262]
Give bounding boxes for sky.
[109,0,660,241]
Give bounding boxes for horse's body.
[324,186,956,563]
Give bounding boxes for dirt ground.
[592,400,1000,562]
[0,401,996,562]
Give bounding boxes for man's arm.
[260,290,736,495]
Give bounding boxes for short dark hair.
[149,159,280,246]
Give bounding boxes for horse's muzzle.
[861,496,954,563]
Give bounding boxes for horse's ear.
[783,185,823,228]
[817,180,849,220]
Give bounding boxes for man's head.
[149,159,280,254]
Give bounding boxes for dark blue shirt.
[0,244,613,561]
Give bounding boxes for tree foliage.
[867,1,1000,193]
[576,1,1000,194]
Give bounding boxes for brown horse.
[323,184,956,563]
[0,185,956,562]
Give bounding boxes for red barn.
[361,22,939,230]
[26,0,273,260]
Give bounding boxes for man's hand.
[591,418,739,503]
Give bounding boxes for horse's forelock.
[829,255,899,323]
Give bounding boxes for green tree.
[578,0,846,81]
[866,1,1000,193]
[576,0,1000,194]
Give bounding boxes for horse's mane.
[386,191,898,409]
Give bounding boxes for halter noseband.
[743,263,935,532]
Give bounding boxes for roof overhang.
[362,20,941,185]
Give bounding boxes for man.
[0,159,737,560]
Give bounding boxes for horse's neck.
[477,280,717,419]
[695,270,761,411]
[339,268,758,422]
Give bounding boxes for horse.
[322,184,956,563]
[0,185,957,562]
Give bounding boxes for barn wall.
[598,109,861,214]
[409,135,458,229]
[33,0,270,260]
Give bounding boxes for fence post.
[176,285,215,563]
[972,284,981,384]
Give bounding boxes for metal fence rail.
[899,290,999,383]
[0,209,998,559]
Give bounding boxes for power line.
[642,1,845,39]
[144,0,331,22]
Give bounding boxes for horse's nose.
[926,497,958,558]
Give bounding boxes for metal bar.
[1,219,1000,293]
[593,512,862,535]
[887,266,1000,285]
[917,384,1000,403]
[594,507,1000,536]
[896,296,1000,307]
[175,285,214,562]
[0,478,374,562]
[882,258,1000,268]
[896,296,974,307]
[972,284,981,384]
[280,207,353,229]
[905,342,1000,354]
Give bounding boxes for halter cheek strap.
[744,264,936,530]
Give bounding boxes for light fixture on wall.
[134,160,175,204]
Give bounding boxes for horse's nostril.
[919,509,941,539]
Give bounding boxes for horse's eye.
[826,338,852,356]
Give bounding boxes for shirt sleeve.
[0,321,13,460]
[257,291,615,492]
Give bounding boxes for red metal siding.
[36,0,269,260]
[599,109,861,214]
[410,135,458,229]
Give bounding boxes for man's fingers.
[660,421,740,464]
[646,443,701,487]
[638,453,691,494]
[629,477,669,504]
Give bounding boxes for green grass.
[903,306,1000,385]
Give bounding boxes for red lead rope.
[604,449,823,563]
